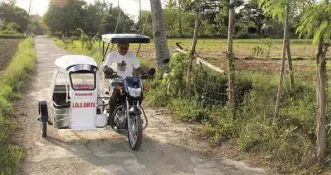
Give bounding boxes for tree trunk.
[186,8,200,95]
[287,43,294,90]
[274,4,289,120]
[257,26,262,37]
[150,0,171,71]
[177,0,183,37]
[227,2,235,115]
[286,3,294,90]
[316,38,328,164]
[226,0,230,30]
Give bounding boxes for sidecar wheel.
[39,100,48,138]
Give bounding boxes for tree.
[182,0,227,36]
[163,9,180,36]
[296,0,331,164]
[150,0,171,70]
[84,0,109,35]
[0,2,29,32]
[0,0,15,6]
[43,0,88,35]
[177,0,184,37]
[238,0,268,36]
[99,7,134,34]
[259,0,303,119]
[31,19,46,35]
[137,10,153,37]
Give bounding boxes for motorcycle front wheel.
[127,112,143,151]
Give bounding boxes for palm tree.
[150,0,171,71]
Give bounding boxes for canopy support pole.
[136,13,151,57]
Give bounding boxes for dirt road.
[14,36,276,175]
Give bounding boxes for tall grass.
[0,38,36,175]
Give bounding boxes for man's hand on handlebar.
[103,65,114,75]
[142,71,152,79]
[137,67,156,79]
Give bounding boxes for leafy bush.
[0,22,25,38]
[252,38,274,59]
[236,31,250,39]
[167,98,210,123]
[77,28,94,51]
[161,52,189,97]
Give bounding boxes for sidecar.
[38,55,109,137]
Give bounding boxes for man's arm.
[135,66,147,75]
[103,53,114,74]
[132,55,146,75]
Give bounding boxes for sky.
[16,0,168,19]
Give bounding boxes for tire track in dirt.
[13,36,279,175]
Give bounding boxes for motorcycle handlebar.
[105,68,156,80]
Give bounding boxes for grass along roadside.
[0,38,36,175]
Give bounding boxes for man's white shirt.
[104,51,140,79]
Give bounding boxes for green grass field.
[55,37,322,72]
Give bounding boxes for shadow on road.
[35,129,267,175]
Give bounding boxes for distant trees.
[40,0,310,39]
[42,0,134,36]
[0,1,29,33]
[43,0,87,36]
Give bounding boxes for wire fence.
[185,54,281,116]
[190,63,228,107]
[186,55,323,120]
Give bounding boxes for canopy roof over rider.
[101,34,150,43]
[55,55,98,70]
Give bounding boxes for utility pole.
[139,0,141,20]
[114,0,121,33]
[28,0,33,36]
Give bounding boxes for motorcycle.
[105,68,155,150]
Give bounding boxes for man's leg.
[139,91,143,105]
[109,88,120,117]
[108,79,123,117]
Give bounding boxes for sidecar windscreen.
[69,70,96,91]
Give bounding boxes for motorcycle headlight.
[128,87,141,97]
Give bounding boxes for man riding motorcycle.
[103,42,152,117]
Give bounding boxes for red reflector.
[143,86,150,91]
